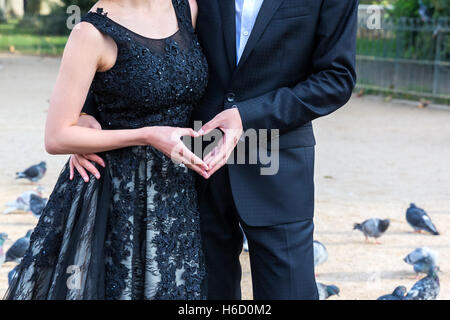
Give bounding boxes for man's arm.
[234,0,358,134]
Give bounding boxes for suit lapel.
[218,0,237,70]
[235,0,283,72]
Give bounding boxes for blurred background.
[0,0,449,300]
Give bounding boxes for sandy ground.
[1,53,449,300]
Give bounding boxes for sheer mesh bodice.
[87,4,208,130]
[5,0,208,300]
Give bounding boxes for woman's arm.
[45,22,145,155]
[45,22,208,177]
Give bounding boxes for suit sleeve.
[81,89,100,119]
[234,0,358,134]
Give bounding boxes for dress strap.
[81,8,125,45]
[172,0,195,33]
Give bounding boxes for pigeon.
[404,247,438,276]
[3,186,44,214]
[29,194,48,218]
[3,194,31,214]
[412,259,440,276]
[317,283,340,300]
[313,240,328,267]
[8,266,18,286]
[15,161,47,183]
[405,266,440,300]
[406,203,439,235]
[353,218,390,244]
[239,224,249,252]
[4,229,33,263]
[0,233,8,267]
[377,286,407,300]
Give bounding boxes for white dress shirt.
[235,0,264,64]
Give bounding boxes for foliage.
[360,0,449,18]
[0,8,6,23]
[58,0,96,14]
[388,0,449,18]
[24,0,42,16]
[16,0,96,36]
[389,0,432,18]
[431,0,450,17]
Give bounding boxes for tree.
[59,0,96,14]
[0,0,5,22]
[431,0,450,17]
[24,0,42,15]
[390,0,450,18]
[0,9,5,23]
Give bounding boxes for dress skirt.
[5,146,205,300]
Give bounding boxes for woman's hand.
[70,122,209,181]
[70,153,105,182]
[143,126,209,178]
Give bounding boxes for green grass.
[0,19,67,55]
[357,37,398,58]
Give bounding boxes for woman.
[6,0,209,300]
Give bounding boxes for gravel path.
[1,53,449,300]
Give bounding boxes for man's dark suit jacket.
[82,0,358,227]
[193,0,357,226]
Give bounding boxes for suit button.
[226,92,235,103]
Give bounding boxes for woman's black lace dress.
[5,0,208,300]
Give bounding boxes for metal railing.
[356,16,450,101]
[1,12,449,102]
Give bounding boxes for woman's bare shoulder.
[62,21,109,68]
[70,21,105,43]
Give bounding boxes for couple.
[6,0,357,300]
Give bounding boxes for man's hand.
[199,108,243,178]
[69,115,105,182]
[77,114,102,130]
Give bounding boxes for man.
[76,0,357,299]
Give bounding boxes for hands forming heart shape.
[70,108,243,181]
[170,108,243,179]
[198,108,243,179]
